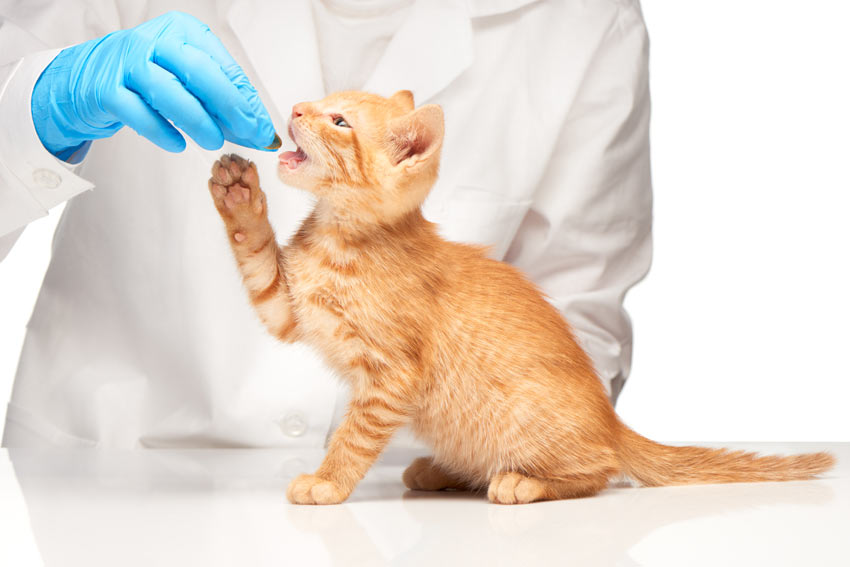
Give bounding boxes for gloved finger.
[103,87,186,153]
[126,61,224,150]
[153,40,268,148]
[183,23,277,149]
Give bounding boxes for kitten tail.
[615,423,835,486]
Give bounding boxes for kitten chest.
[285,245,383,381]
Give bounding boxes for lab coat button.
[32,168,62,189]
[281,412,308,437]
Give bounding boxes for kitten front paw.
[287,474,348,505]
[208,154,270,246]
[488,472,546,505]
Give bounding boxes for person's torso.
[4,0,626,447]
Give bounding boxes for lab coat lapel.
[362,0,473,103]
[227,0,325,119]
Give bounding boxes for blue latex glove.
[31,11,280,161]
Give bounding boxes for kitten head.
[278,90,444,223]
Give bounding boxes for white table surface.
[0,443,847,566]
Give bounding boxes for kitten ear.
[389,90,415,111]
[386,104,444,169]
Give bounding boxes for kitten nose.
[291,104,307,119]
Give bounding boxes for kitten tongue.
[279,148,307,170]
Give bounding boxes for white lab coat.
[0,0,652,448]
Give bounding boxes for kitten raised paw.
[287,474,348,505]
[208,154,270,247]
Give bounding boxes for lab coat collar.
[362,0,473,104]
[227,0,326,121]
[228,0,528,115]
[465,0,540,18]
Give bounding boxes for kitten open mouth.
[279,147,307,170]
[279,122,309,170]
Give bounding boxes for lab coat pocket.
[430,186,532,260]
[3,402,97,448]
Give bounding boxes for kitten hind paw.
[403,457,466,491]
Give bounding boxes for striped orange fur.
[208,91,834,505]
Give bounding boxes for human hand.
[31,11,281,161]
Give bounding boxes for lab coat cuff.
[0,50,95,237]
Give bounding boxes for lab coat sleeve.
[506,3,652,402]
[0,5,120,257]
[0,51,95,249]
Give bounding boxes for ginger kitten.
[207,90,834,505]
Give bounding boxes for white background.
[1,0,848,443]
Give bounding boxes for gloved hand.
[31,11,280,161]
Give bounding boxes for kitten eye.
[333,116,351,128]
